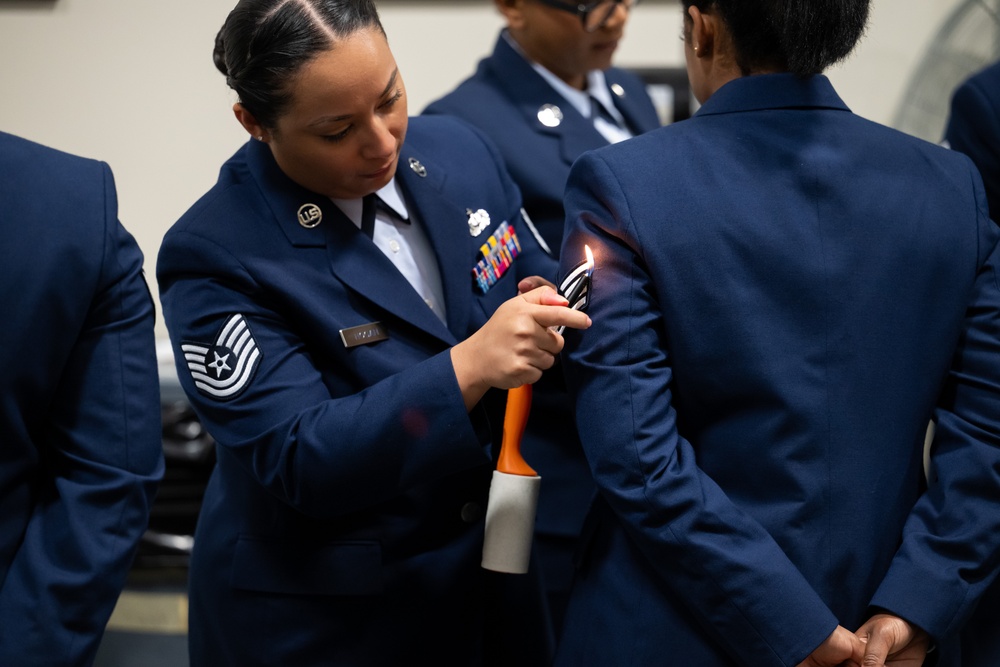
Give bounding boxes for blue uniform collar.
[694,73,851,118]
[245,137,337,248]
[488,31,581,127]
[485,31,631,164]
[242,129,467,346]
[502,31,624,126]
[244,135,447,247]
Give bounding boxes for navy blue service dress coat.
[0,131,163,665]
[945,60,1000,217]
[556,74,1000,667]
[425,32,661,625]
[157,116,556,666]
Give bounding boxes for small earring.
[257,135,264,141]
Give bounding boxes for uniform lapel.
[607,73,660,135]
[323,205,457,346]
[246,139,457,346]
[395,146,473,341]
[248,139,328,249]
[616,99,652,136]
[487,33,607,168]
[551,106,608,167]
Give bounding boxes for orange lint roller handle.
[496,383,536,476]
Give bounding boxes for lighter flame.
[584,244,594,271]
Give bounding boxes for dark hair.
[214,0,383,128]
[682,0,870,76]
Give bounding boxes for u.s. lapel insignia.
[180,314,262,401]
[408,157,427,177]
[537,104,563,128]
[467,208,490,237]
[297,203,322,228]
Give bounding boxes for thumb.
[847,632,867,666]
[860,630,891,667]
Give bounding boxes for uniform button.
[389,239,400,253]
[460,502,482,523]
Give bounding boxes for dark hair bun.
[213,27,229,77]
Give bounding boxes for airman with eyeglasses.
[535,0,639,34]
[497,0,639,90]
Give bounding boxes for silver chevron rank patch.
[181,314,261,400]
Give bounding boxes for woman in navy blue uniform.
[156,1,589,665]
[555,1,1000,666]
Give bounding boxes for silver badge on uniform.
[409,157,427,177]
[467,208,490,237]
[181,314,262,401]
[537,104,563,128]
[298,203,322,228]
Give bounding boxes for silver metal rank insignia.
[298,203,322,228]
[537,104,563,128]
[181,314,261,400]
[409,157,427,177]
[467,208,491,237]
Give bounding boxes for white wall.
[0,0,965,336]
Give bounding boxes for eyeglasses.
[535,0,639,33]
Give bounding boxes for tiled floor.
[95,568,189,667]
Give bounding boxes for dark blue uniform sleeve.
[559,152,838,666]
[158,230,494,519]
[0,163,163,666]
[869,172,1000,641]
